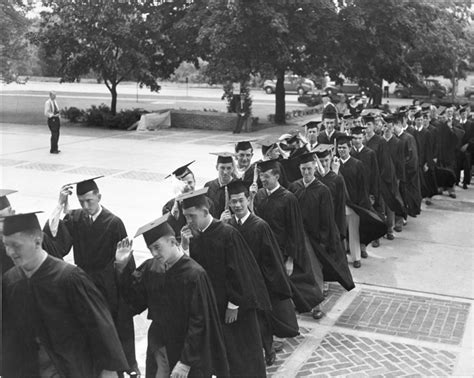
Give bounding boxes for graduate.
[45,177,138,376]
[350,126,381,249]
[317,113,345,145]
[222,180,298,366]
[115,214,229,378]
[234,140,256,181]
[314,145,348,241]
[364,116,405,239]
[414,112,438,203]
[304,121,321,151]
[289,151,355,293]
[337,135,387,268]
[394,114,422,216]
[179,188,270,377]
[162,161,197,241]
[204,152,238,218]
[258,138,290,188]
[2,212,129,377]
[253,159,324,315]
[281,133,309,183]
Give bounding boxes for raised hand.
[116,237,133,263]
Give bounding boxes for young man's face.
[324,119,336,133]
[337,143,350,159]
[365,122,375,134]
[352,133,364,149]
[259,169,279,190]
[3,231,41,269]
[307,128,318,143]
[299,161,316,183]
[320,155,332,173]
[217,163,234,184]
[148,235,177,263]
[415,118,422,128]
[353,118,362,128]
[235,149,253,169]
[179,173,195,193]
[229,193,249,218]
[77,191,101,216]
[183,206,209,232]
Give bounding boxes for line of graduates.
[1,100,471,378]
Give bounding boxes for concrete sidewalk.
[1,122,473,376]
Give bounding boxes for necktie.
[238,219,243,226]
[53,101,58,114]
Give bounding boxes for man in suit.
[44,92,61,154]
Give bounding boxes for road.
[1,80,309,125]
[1,116,473,376]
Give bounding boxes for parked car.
[324,83,364,96]
[263,75,315,95]
[464,80,474,99]
[394,79,447,99]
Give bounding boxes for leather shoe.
[386,233,395,240]
[50,150,61,154]
[353,260,361,268]
[449,193,456,199]
[361,250,368,258]
[265,349,276,366]
[394,226,402,232]
[371,239,380,248]
[425,199,432,205]
[463,183,468,190]
[311,308,324,320]
[272,340,284,352]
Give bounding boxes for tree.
[337,0,473,98]
[178,0,340,124]
[35,1,181,114]
[1,0,29,82]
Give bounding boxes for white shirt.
[303,177,315,188]
[44,98,59,118]
[266,183,280,196]
[235,211,251,225]
[200,216,213,233]
[325,130,335,139]
[340,156,351,164]
[354,145,364,153]
[90,205,103,223]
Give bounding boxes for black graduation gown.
[435,122,460,186]
[204,178,239,218]
[396,132,422,217]
[228,214,298,338]
[339,157,387,244]
[2,255,129,377]
[366,134,406,217]
[350,146,380,201]
[118,256,229,378]
[43,207,136,369]
[316,171,348,240]
[289,179,355,291]
[281,145,310,183]
[254,186,324,313]
[189,220,269,377]
[413,127,438,198]
[385,135,406,182]
[162,198,187,241]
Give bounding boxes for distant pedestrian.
[44,91,61,154]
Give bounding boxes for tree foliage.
[35,1,181,113]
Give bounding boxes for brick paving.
[266,327,312,376]
[0,158,27,167]
[16,162,74,171]
[335,289,470,345]
[295,332,456,377]
[112,170,166,182]
[63,166,123,176]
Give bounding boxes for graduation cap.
[314,144,333,158]
[408,105,418,111]
[303,121,321,130]
[66,176,104,196]
[286,133,302,145]
[342,114,354,120]
[297,151,318,165]
[437,106,447,115]
[421,103,432,111]
[362,114,375,123]
[210,152,234,164]
[226,180,252,196]
[459,106,468,114]
[382,113,396,123]
[259,138,278,155]
[398,106,408,112]
[0,189,17,211]
[257,159,280,173]
[177,187,210,210]
[235,141,253,152]
[165,161,195,180]
[336,135,354,145]
[351,126,366,135]
[2,211,43,236]
[134,214,175,246]
[323,112,337,120]
[414,111,423,119]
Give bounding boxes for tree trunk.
[274,69,286,124]
[110,84,118,115]
[451,62,457,102]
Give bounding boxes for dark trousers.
[456,151,471,185]
[233,115,246,134]
[48,117,60,152]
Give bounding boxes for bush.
[60,107,85,123]
[75,104,147,129]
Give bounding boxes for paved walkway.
[1,122,473,376]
